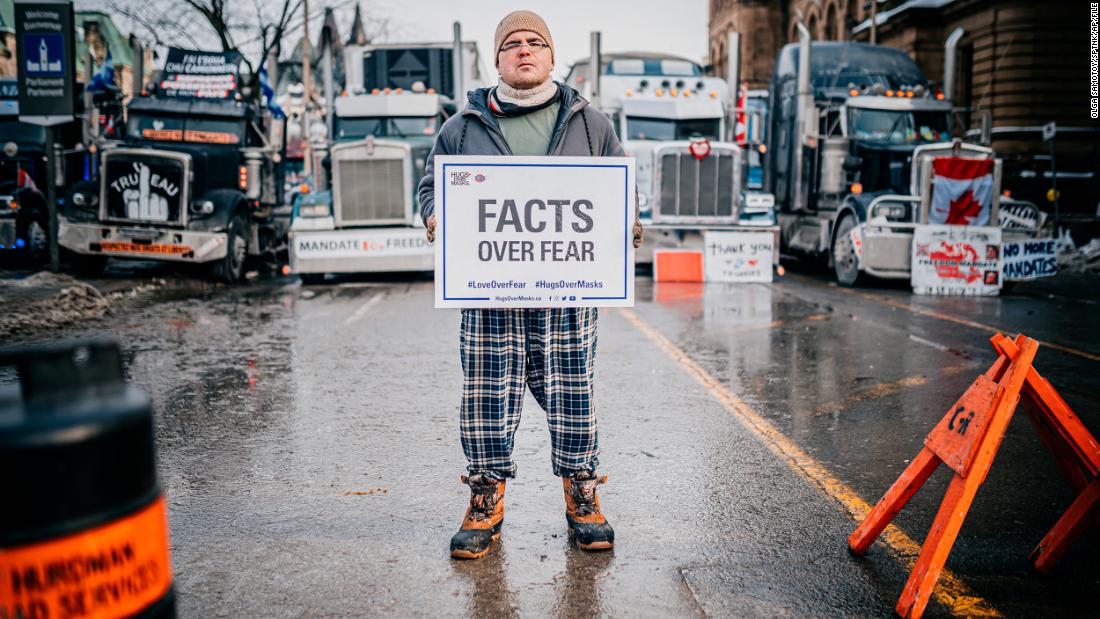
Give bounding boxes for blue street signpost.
[15,1,76,271]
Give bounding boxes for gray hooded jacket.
[417,82,625,225]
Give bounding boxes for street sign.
[1042,121,1056,141]
[14,0,75,126]
[434,156,636,308]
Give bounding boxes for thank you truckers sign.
[14,0,75,125]
[434,156,635,308]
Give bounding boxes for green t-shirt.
[497,102,561,156]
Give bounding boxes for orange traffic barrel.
[0,339,175,618]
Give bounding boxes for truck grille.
[102,151,189,225]
[333,148,412,225]
[655,149,740,223]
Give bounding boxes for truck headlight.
[883,205,907,219]
[72,191,97,208]
[742,192,775,210]
[876,204,908,220]
[299,204,331,217]
[190,200,215,215]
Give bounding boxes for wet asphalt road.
[4,267,1098,617]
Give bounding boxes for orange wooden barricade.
[848,333,1100,619]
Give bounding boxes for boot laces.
[570,474,607,517]
[460,474,501,522]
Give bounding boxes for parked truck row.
[5,21,1056,289]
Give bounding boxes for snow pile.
[1056,232,1100,275]
[0,273,111,338]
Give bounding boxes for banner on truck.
[911,225,1002,295]
[434,156,635,309]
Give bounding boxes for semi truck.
[563,33,779,266]
[58,48,289,282]
[767,25,1048,286]
[288,25,487,281]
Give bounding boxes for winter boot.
[450,473,506,559]
[563,471,614,550]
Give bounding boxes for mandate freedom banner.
[434,156,635,308]
[911,225,1002,296]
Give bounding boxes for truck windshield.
[127,114,244,145]
[848,108,950,144]
[336,116,437,140]
[626,117,720,141]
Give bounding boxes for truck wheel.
[832,216,864,287]
[211,214,248,283]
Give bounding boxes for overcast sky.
[360,0,710,81]
[81,0,710,81]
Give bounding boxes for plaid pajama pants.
[459,307,599,479]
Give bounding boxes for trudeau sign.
[14,0,75,125]
[434,156,635,309]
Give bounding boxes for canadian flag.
[17,168,37,191]
[930,157,994,226]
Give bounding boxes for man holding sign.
[419,10,641,559]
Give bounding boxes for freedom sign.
[911,225,1002,296]
[434,156,635,308]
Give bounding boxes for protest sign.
[703,230,774,282]
[911,225,1002,295]
[1003,239,1057,281]
[434,156,635,308]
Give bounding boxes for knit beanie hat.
[494,10,554,66]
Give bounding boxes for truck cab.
[289,38,485,279]
[59,65,288,282]
[766,33,1047,286]
[566,51,778,265]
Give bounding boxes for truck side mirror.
[748,109,764,145]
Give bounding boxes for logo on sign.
[475,173,486,183]
[24,34,64,76]
[450,171,471,186]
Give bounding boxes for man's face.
[497,30,553,90]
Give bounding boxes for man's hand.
[633,217,643,249]
[426,215,436,243]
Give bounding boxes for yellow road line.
[830,285,1100,364]
[618,307,1000,617]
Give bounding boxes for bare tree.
[95,0,404,79]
